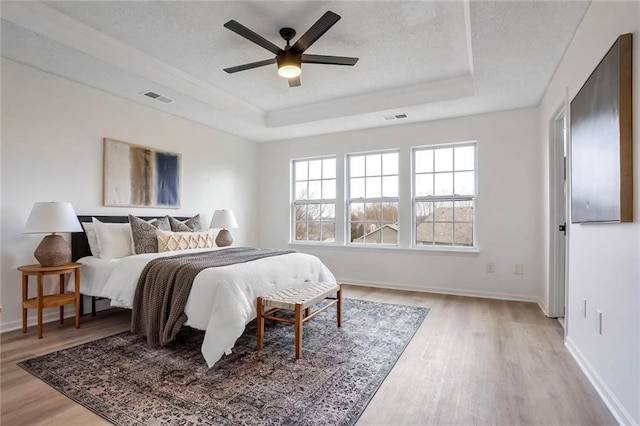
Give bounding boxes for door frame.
[547,103,569,322]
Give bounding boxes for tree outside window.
[348,151,399,245]
[413,143,476,248]
[292,157,336,242]
[290,143,477,250]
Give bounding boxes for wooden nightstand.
[18,262,81,338]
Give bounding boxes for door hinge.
[559,223,566,235]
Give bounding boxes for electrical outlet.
[486,262,495,273]
[595,310,603,335]
[515,264,524,275]
[581,299,587,318]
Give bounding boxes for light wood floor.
[1,286,615,425]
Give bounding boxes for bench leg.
[337,285,342,327]
[295,304,303,359]
[256,297,264,350]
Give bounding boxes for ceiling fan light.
[278,64,302,78]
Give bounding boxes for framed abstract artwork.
[570,33,633,223]
[103,138,181,208]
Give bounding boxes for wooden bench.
[256,282,342,359]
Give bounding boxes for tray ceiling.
[1,1,590,142]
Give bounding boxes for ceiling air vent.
[142,91,174,104]
[383,113,408,121]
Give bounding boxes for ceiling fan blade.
[301,54,358,66]
[224,20,282,55]
[223,58,277,74]
[291,11,341,54]
[288,76,301,87]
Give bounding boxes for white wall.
[257,107,542,301]
[539,2,640,424]
[0,59,259,332]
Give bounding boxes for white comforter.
[75,248,336,367]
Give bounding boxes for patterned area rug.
[19,299,428,426]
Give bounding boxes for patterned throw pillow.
[129,215,171,254]
[157,230,214,252]
[168,214,202,232]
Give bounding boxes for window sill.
[288,242,480,256]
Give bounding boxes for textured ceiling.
[44,1,471,111]
[0,1,590,142]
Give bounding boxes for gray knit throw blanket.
[131,247,295,347]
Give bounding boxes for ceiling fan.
[223,11,359,87]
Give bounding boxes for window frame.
[411,141,478,251]
[346,149,401,247]
[290,155,337,245]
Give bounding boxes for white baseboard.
[1,309,78,334]
[537,298,550,316]
[565,337,637,426]
[339,278,539,303]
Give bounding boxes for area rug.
[19,298,428,426]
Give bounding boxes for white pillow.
[82,222,101,258]
[157,230,214,252]
[92,217,134,259]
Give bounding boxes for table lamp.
[210,209,238,247]
[24,201,82,266]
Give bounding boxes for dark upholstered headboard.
[72,215,191,261]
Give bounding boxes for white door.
[548,109,568,324]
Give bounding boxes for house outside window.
[413,143,477,248]
[292,157,336,243]
[347,151,399,245]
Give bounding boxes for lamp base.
[34,234,71,267]
[215,229,233,247]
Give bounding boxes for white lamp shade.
[210,209,238,229]
[24,202,82,234]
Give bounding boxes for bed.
[70,215,336,367]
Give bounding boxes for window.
[413,143,476,248]
[348,151,399,245]
[292,157,336,242]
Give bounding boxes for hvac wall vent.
[142,91,174,104]
[383,113,408,121]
